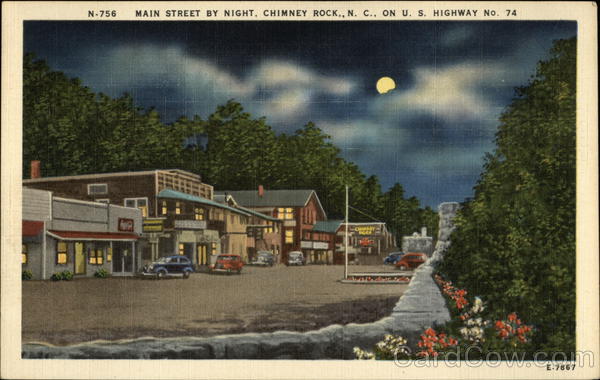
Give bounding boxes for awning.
[23,220,44,237]
[47,230,140,241]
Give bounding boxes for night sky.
[24,21,576,207]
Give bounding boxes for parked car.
[383,251,405,265]
[250,251,275,266]
[395,252,428,270]
[209,253,244,274]
[142,255,194,279]
[287,251,305,266]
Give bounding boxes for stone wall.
[22,202,460,359]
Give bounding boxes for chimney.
[421,226,427,237]
[30,160,41,179]
[258,185,264,197]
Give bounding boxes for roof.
[216,189,326,218]
[158,189,250,217]
[47,230,140,241]
[23,220,44,236]
[23,169,200,183]
[237,206,280,222]
[313,220,344,233]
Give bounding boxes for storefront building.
[22,187,142,279]
[218,186,327,263]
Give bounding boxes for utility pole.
[344,185,349,279]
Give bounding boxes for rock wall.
[22,202,460,359]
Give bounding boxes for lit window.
[285,230,294,244]
[195,207,204,220]
[277,208,294,220]
[265,222,273,234]
[211,242,217,254]
[22,244,28,264]
[56,242,67,264]
[178,243,185,255]
[161,201,168,215]
[176,202,182,215]
[125,198,149,217]
[89,249,104,265]
[107,247,112,262]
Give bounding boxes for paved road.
[22,264,408,345]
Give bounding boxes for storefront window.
[178,243,185,255]
[89,249,104,265]
[161,200,168,215]
[107,247,112,262]
[195,207,205,220]
[285,230,294,244]
[22,244,28,264]
[56,242,67,264]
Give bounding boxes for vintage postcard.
[1,1,598,379]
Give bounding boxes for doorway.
[74,242,85,274]
[197,244,208,266]
[113,242,133,275]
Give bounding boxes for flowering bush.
[434,274,469,311]
[494,312,533,347]
[354,334,410,360]
[353,276,536,360]
[416,328,459,357]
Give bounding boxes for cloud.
[373,61,515,125]
[81,45,356,122]
[318,119,409,149]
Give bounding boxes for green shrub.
[61,270,74,281]
[51,270,74,281]
[22,270,33,280]
[94,268,110,278]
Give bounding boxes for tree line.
[23,53,438,244]
[438,38,576,353]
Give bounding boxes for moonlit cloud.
[374,61,514,124]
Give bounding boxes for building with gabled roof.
[217,186,327,263]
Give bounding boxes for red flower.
[508,312,517,322]
[425,328,436,337]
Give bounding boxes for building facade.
[218,187,327,263]
[22,187,142,279]
[23,168,255,268]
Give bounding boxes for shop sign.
[359,237,375,247]
[118,218,134,232]
[349,224,382,236]
[314,242,329,250]
[300,241,313,249]
[143,218,164,233]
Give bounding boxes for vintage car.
[395,252,428,271]
[383,251,405,265]
[250,251,275,267]
[142,255,194,279]
[287,251,306,266]
[209,253,244,274]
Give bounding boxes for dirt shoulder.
[22,265,406,346]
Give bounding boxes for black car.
[251,251,275,266]
[142,255,194,279]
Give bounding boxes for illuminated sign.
[143,219,164,233]
[359,237,375,247]
[350,224,382,236]
[118,218,134,232]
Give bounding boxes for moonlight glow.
[376,77,396,94]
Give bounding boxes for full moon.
[376,76,396,94]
